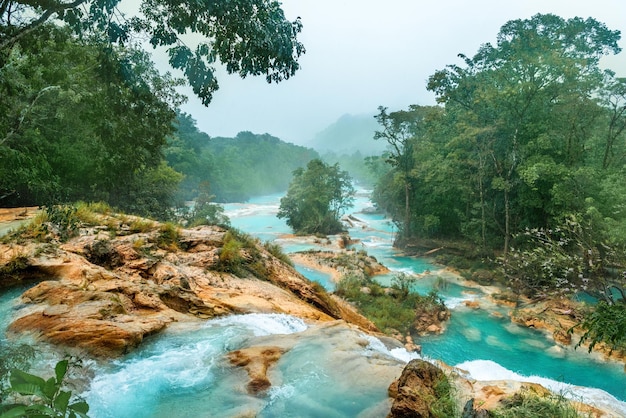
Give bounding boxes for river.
[1,191,625,416]
[223,189,626,414]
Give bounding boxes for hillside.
[307,113,386,156]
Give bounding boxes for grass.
[491,388,588,418]
[335,273,446,335]
[429,373,458,418]
[263,241,294,266]
[156,222,180,250]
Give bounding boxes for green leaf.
[54,390,72,413]
[69,401,90,416]
[0,405,28,418]
[9,368,46,391]
[42,377,58,400]
[55,359,68,384]
[8,382,44,397]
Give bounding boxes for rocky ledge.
[0,214,376,357]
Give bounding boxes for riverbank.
[1,207,625,416]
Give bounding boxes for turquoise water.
[84,314,404,417]
[295,264,335,291]
[2,190,625,416]
[221,189,626,409]
[421,308,626,401]
[0,285,31,343]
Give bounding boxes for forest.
[370,14,626,350]
[0,0,311,218]
[1,0,625,384]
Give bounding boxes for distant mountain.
[307,113,386,156]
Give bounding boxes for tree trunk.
[404,181,411,240]
[503,187,510,262]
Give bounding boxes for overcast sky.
[174,0,626,145]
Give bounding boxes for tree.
[0,0,305,105]
[427,14,621,258]
[0,26,183,210]
[278,159,355,235]
[373,105,439,242]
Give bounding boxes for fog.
[175,0,626,145]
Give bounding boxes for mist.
[176,0,626,146]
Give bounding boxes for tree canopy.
[368,13,626,352]
[0,0,306,218]
[278,159,355,235]
[165,120,320,203]
[0,0,305,105]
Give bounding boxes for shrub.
[0,359,90,418]
[129,218,156,234]
[335,273,447,335]
[429,374,458,418]
[217,231,243,274]
[45,205,81,242]
[0,254,30,282]
[73,202,113,225]
[263,241,294,266]
[157,222,180,250]
[490,388,585,418]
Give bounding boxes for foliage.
[429,374,458,418]
[0,254,29,282]
[335,273,446,335]
[44,206,80,242]
[0,26,182,213]
[574,301,626,354]
[166,124,320,203]
[373,14,623,253]
[215,229,270,279]
[390,272,416,300]
[73,202,111,226]
[490,388,585,418]
[0,0,304,107]
[0,359,89,418]
[179,183,229,227]
[278,159,355,235]
[156,222,180,250]
[0,342,35,401]
[113,162,183,221]
[500,215,626,301]
[263,242,293,267]
[216,231,244,274]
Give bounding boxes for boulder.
[387,359,447,418]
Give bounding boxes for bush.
[216,231,243,274]
[156,222,180,250]
[263,241,293,267]
[0,359,90,418]
[430,374,458,418]
[335,273,446,335]
[0,254,30,283]
[74,202,112,225]
[490,388,585,418]
[45,205,81,242]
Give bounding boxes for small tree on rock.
[278,159,354,235]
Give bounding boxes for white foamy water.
[208,313,308,336]
[224,204,279,219]
[456,359,626,416]
[443,294,480,309]
[363,334,421,363]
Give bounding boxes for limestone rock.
[226,346,287,394]
[387,359,447,418]
[4,214,377,358]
